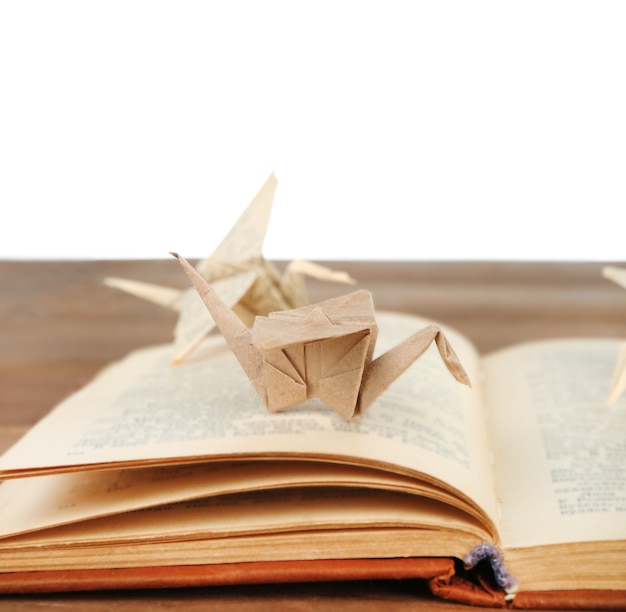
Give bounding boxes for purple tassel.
[464,543,519,598]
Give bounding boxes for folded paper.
[173,253,471,420]
[104,174,354,363]
[603,266,626,403]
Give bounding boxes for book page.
[0,312,498,535]
[483,338,626,549]
[0,459,472,539]
[0,489,488,573]
[0,487,487,548]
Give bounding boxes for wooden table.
[0,259,624,611]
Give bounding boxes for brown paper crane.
[104,173,354,363]
[172,253,471,420]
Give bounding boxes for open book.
[0,311,624,608]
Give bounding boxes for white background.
[1,1,624,262]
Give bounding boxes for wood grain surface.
[0,258,624,610]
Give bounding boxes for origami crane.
[104,173,354,363]
[172,252,471,420]
[603,266,626,404]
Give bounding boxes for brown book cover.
[0,558,624,609]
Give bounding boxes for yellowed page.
[0,528,481,574]
[0,487,488,548]
[0,312,498,536]
[0,459,471,539]
[483,338,626,549]
[0,488,489,573]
